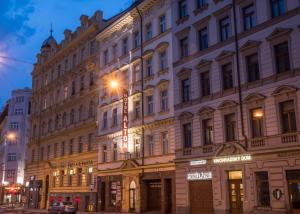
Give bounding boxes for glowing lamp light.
[88,167,93,173]
[252,108,263,118]
[6,133,16,141]
[2,181,9,186]
[110,80,119,89]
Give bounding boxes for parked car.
[48,201,77,214]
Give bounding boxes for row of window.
[33,101,95,138]
[39,72,94,112]
[178,0,286,59]
[102,90,168,129]
[177,0,284,25]
[52,168,93,188]
[102,131,169,163]
[33,134,93,162]
[35,39,97,90]
[180,41,291,103]
[182,99,297,148]
[102,14,167,66]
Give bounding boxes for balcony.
[248,132,300,151]
[175,132,300,159]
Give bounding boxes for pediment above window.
[156,79,169,89]
[218,100,238,109]
[120,159,139,169]
[155,42,169,51]
[178,111,194,120]
[266,28,292,41]
[216,50,235,61]
[131,56,140,64]
[176,67,192,77]
[143,49,154,58]
[272,85,297,96]
[243,93,265,103]
[198,106,215,117]
[196,59,212,69]
[239,40,262,52]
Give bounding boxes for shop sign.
[273,189,283,200]
[187,171,212,180]
[213,154,251,164]
[64,160,93,168]
[122,90,129,153]
[190,160,207,166]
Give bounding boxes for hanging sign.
[122,90,129,153]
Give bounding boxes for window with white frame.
[148,135,154,156]
[9,122,19,130]
[7,153,17,161]
[159,14,166,33]
[145,57,153,77]
[145,23,152,41]
[147,95,154,115]
[159,50,167,70]
[14,108,23,115]
[161,90,168,112]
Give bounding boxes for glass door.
[228,171,243,214]
[287,170,300,214]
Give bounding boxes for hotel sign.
[213,154,252,164]
[122,90,129,153]
[187,172,212,180]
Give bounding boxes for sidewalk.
[23,208,140,214]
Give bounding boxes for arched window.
[129,180,136,211]
[70,109,75,124]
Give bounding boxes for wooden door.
[147,181,161,211]
[229,179,244,214]
[189,180,213,214]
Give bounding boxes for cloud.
[0,0,36,46]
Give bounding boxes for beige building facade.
[171,0,300,214]
[96,0,175,213]
[24,11,109,211]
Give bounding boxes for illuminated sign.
[190,160,207,166]
[213,154,252,164]
[187,172,212,180]
[122,90,129,153]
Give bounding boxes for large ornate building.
[24,11,110,211]
[171,0,300,214]
[96,0,175,213]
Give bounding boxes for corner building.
[171,0,300,214]
[25,11,111,211]
[96,0,175,213]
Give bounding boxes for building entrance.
[287,170,300,214]
[147,180,161,211]
[189,180,213,214]
[228,171,244,214]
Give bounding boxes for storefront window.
[110,181,117,206]
[287,170,300,212]
[255,171,270,206]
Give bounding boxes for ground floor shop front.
[97,161,175,213]
[176,150,300,214]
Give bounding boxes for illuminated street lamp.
[6,133,16,141]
